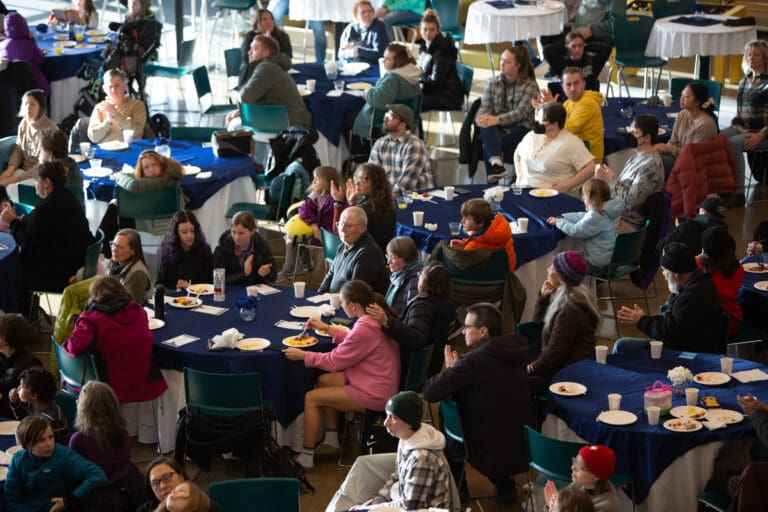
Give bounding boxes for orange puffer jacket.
[463,213,517,271]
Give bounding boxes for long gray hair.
[543,282,602,330]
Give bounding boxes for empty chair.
[191,66,234,126]
[209,478,299,512]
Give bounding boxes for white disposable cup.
[720,357,733,375]
[685,387,699,407]
[517,217,529,233]
[122,129,135,143]
[444,186,455,201]
[650,340,663,359]
[449,222,461,236]
[512,184,522,195]
[595,345,608,364]
[305,79,316,93]
[608,393,622,411]
[90,158,102,169]
[246,285,259,297]
[646,405,661,425]
[329,294,340,308]
[79,142,91,156]
[413,211,424,227]
[294,281,306,299]
[663,93,672,107]
[334,80,345,91]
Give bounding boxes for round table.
[289,0,356,22]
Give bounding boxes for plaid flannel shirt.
[369,131,434,195]
[370,447,452,510]
[733,71,768,134]
[477,76,539,129]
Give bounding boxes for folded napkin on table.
[318,304,336,317]
[670,16,721,27]
[275,320,306,330]
[702,419,726,431]
[307,293,334,303]
[487,1,516,9]
[210,328,244,349]
[731,368,768,383]
[196,171,212,179]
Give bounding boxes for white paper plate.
[341,62,370,75]
[290,306,321,318]
[235,338,271,351]
[187,283,214,295]
[168,297,202,309]
[411,191,433,200]
[183,165,201,176]
[347,82,373,91]
[69,153,86,163]
[705,409,744,424]
[743,263,768,273]
[670,405,707,420]
[326,90,343,97]
[529,188,559,198]
[86,29,108,36]
[283,335,319,347]
[298,88,312,96]
[148,318,165,330]
[88,36,107,43]
[5,445,22,456]
[549,382,587,396]
[597,410,637,426]
[0,421,19,436]
[663,418,703,432]
[75,43,96,49]
[83,167,112,178]
[754,281,768,292]
[54,41,77,48]
[99,140,129,151]
[314,325,350,337]
[54,34,70,40]
[694,372,731,385]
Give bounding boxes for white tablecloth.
[645,15,758,58]
[542,415,725,512]
[289,0,356,22]
[50,77,86,125]
[464,0,566,45]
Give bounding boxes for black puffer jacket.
[417,32,463,111]
[212,230,277,285]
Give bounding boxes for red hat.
[578,445,615,481]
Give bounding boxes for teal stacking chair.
[17,183,40,208]
[169,126,225,142]
[669,78,723,115]
[224,47,242,93]
[192,66,235,126]
[238,102,290,141]
[82,229,104,280]
[438,248,509,285]
[210,478,300,512]
[144,39,197,108]
[54,391,78,434]
[115,185,184,237]
[51,336,100,396]
[652,0,696,18]
[432,0,464,51]
[605,15,670,98]
[209,0,257,53]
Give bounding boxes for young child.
[154,482,212,512]
[449,198,517,271]
[547,178,615,269]
[276,166,341,281]
[0,185,13,231]
[9,367,69,444]
[544,445,621,512]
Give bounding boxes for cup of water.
[334,80,345,92]
[449,222,461,236]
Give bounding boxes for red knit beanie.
[578,445,615,481]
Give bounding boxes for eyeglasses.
[150,471,177,489]
[337,221,362,230]
[109,242,127,250]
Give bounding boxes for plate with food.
[75,43,96,49]
[54,33,71,40]
[743,262,768,273]
[187,283,214,295]
[88,36,107,44]
[290,306,322,318]
[99,140,129,151]
[670,405,707,420]
[169,296,202,309]
[529,188,559,198]
[549,382,587,396]
[235,338,271,351]
[283,334,318,347]
[68,153,86,163]
[83,167,112,178]
[314,324,350,337]
[663,418,703,432]
[85,29,108,37]
[346,82,373,91]
[411,191,433,201]
[0,421,19,436]
[705,409,744,424]
[694,372,731,386]
[183,165,201,176]
[755,281,768,292]
[148,318,165,330]
[54,41,77,48]
[298,87,312,96]
[597,411,638,426]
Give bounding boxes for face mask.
[625,133,639,148]
[532,121,546,134]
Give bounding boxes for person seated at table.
[476,45,539,183]
[73,0,98,27]
[213,211,276,285]
[544,445,621,512]
[4,416,107,512]
[318,206,388,294]
[381,236,422,314]
[596,114,664,233]
[535,67,604,163]
[366,262,456,380]
[339,0,389,66]
[543,32,611,92]
[0,313,42,418]
[88,69,148,144]
[654,82,719,178]
[369,103,433,196]
[614,242,723,354]
[156,210,213,291]
[276,166,340,282]
[39,129,84,209]
[449,198,517,271]
[747,220,768,257]
[375,0,426,41]
[526,251,600,395]
[0,14,49,96]
[0,161,93,294]
[9,367,69,444]
[69,381,131,477]
[0,89,58,186]
[547,178,615,268]
[238,8,292,87]
[331,163,396,254]
[104,228,152,303]
[721,39,768,209]
[698,226,744,336]
[415,9,463,112]
[63,276,168,406]
[226,35,311,129]
[284,280,401,470]
[655,194,728,258]
[423,302,532,503]
[514,102,595,195]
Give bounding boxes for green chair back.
[178,39,196,68]
[524,425,585,483]
[51,336,100,395]
[224,48,242,79]
[83,229,104,280]
[652,0,695,18]
[607,224,647,275]
[192,66,214,97]
[455,62,474,98]
[212,0,257,10]
[225,201,271,220]
[170,126,224,142]
[238,103,290,134]
[17,183,39,208]
[54,391,78,434]
[320,227,342,265]
[613,15,661,64]
[369,93,424,137]
[402,343,435,392]
[432,0,461,34]
[115,185,183,222]
[439,399,464,443]
[438,248,509,285]
[14,202,33,216]
[209,478,300,512]
[183,367,265,416]
[145,39,196,76]
[669,78,722,112]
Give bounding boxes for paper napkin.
[161,334,199,347]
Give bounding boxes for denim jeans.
[612,337,650,354]
[479,124,527,172]
[268,0,289,26]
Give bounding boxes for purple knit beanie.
[552,251,588,286]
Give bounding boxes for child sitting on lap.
[9,367,69,444]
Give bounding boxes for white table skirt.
[50,76,86,125]
[289,0,356,22]
[542,415,724,512]
[464,0,566,45]
[645,15,757,58]
[315,131,349,171]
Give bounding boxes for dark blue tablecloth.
[291,63,380,145]
[547,351,768,503]
[739,255,768,332]
[84,139,258,209]
[37,32,108,82]
[396,184,585,267]
[603,98,680,156]
[0,232,21,313]
[152,284,335,427]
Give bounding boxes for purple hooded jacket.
[0,13,50,95]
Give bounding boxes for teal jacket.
[353,63,422,137]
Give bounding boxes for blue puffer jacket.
[555,209,615,267]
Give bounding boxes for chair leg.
[608,280,621,338]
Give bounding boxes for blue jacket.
[4,444,107,512]
[555,209,615,267]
